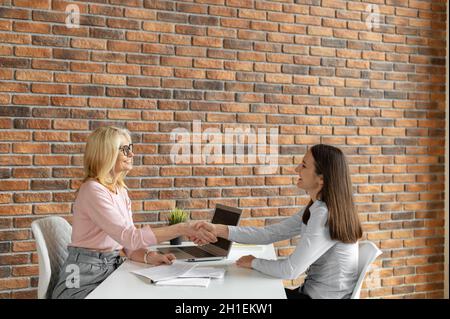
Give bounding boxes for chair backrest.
[31,216,72,299]
[351,241,382,299]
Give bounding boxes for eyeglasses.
[119,144,133,157]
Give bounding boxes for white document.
[179,267,226,279]
[131,261,196,282]
[155,278,211,288]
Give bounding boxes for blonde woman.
[52,126,216,299]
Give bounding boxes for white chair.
[31,216,72,299]
[351,241,382,299]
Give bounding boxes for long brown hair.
[302,144,363,243]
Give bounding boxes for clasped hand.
[189,222,256,269]
[185,221,218,245]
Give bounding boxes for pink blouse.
[70,180,156,254]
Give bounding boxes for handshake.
[182,221,255,269]
[153,221,253,269]
[183,221,220,245]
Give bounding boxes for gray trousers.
[52,246,124,299]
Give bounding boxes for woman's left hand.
[236,255,256,269]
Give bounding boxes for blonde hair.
[82,126,131,192]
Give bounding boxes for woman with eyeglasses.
[52,126,216,299]
[195,144,363,299]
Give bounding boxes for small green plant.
[168,208,188,225]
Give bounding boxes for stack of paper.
[155,278,211,287]
[179,267,225,279]
[131,261,195,282]
[131,261,226,288]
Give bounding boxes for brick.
[108,110,141,120]
[51,25,88,37]
[53,98,88,110]
[34,156,70,167]
[143,21,174,33]
[0,230,29,241]
[0,7,30,19]
[30,180,68,191]
[53,119,89,130]
[265,176,292,186]
[189,15,219,26]
[14,47,51,59]
[0,193,12,204]
[107,64,140,75]
[14,119,51,129]
[93,74,126,85]
[13,167,51,178]
[0,278,29,290]
[161,34,191,46]
[32,59,68,71]
[13,143,50,154]
[71,38,107,50]
[34,203,71,215]
[90,28,124,40]
[70,85,103,96]
[0,33,30,44]
[0,69,12,80]
[0,19,11,31]
[160,167,191,176]
[310,86,334,96]
[143,200,175,211]
[0,155,32,166]
[30,83,66,94]
[32,35,68,47]
[13,21,51,34]
[141,89,172,99]
[13,192,51,203]
[205,177,236,187]
[14,0,50,9]
[156,11,187,23]
[121,100,153,111]
[0,82,28,93]
[159,190,189,199]
[0,57,30,68]
[12,265,38,276]
[128,71,161,85]
[0,204,31,215]
[15,70,52,82]
[122,6,153,19]
[53,49,89,61]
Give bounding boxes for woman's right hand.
[145,251,176,265]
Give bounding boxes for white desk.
[87,243,286,299]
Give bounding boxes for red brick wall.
[0,0,447,299]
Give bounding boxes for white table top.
[87,243,286,299]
